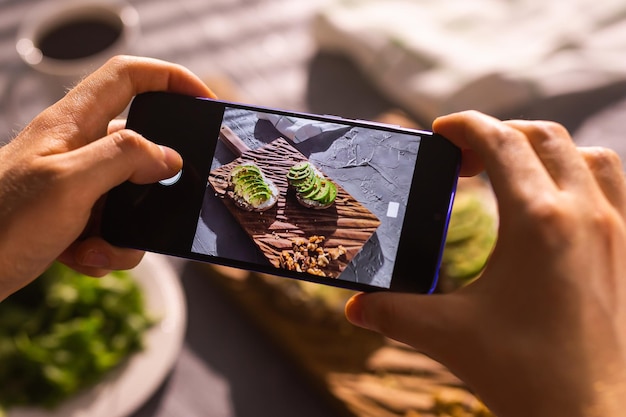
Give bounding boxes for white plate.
[9,253,187,417]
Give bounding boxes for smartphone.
[101,92,460,293]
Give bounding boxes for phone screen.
[102,92,460,293]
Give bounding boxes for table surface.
[3,0,626,415]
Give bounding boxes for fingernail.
[159,145,183,170]
[81,250,110,268]
[345,294,367,328]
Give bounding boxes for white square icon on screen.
[386,201,400,218]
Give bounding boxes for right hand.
[345,111,626,417]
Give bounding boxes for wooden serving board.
[208,128,381,278]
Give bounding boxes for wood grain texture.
[208,137,381,278]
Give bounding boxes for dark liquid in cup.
[38,17,122,60]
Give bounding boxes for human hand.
[345,111,626,417]
[0,56,215,300]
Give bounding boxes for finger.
[579,146,626,215]
[433,111,556,205]
[504,120,593,191]
[432,117,484,177]
[60,129,182,202]
[345,292,468,359]
[58,237,145,277]
[457,148,484,177]
[107,119,127,134]
[35,56,216,150]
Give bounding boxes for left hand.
[0,56,215,300]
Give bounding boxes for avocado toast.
[228,162,279,211]
[287,161,337,209]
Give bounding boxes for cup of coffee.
[16,0,139,96]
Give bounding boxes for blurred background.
[2,0,626,416]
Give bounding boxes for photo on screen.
[191,106,421,288]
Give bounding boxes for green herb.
[0,263,153,411]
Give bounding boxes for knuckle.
[105,54,134,70]
[532,120,569,137]
[490,125,524,150]
[100,56,142,85]
[107,130,164,184]
[523,121,571,146]
[522,192,621,248]
[526,195,565,223]
[463,109,486,120]
[583,146,622,171]
[589,205,621,235]
[575,206,624,255]
[476,118,521,145]
[523,194,573,238]
[110,129,145,154]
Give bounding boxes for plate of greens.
[1,253,186,417]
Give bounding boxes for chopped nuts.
[279,235,346,277]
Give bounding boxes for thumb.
[66,129,182,201]
[345,291,468,359]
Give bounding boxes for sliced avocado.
[231,164,262,179]
[312,179,332,203]
[296,173,317,194]
[291,174,313,189]
[234,177,265,196]
[241,179,265,191]
[287,162,312,181]
[302,176,323,199]
[242,185,272,207]
[229,162,278,211]
[289,161,310,174]
[287,161,337,209]
[321,181,337,205]
[248,190,271,206]
[233,172,263,187]
[232,170,264,191]
[242,181,270,198]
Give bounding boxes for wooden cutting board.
[208,125,381,278]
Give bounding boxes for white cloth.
[257,112,347,143]
[312,0,626,121]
